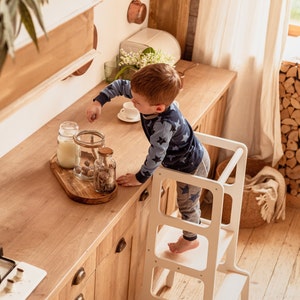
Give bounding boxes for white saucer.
[117,109,140,123]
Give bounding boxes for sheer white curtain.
[192,0,291,166]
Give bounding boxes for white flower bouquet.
[115,47,176,80]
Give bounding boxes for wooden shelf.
[15,0,102,49]
[0,8,96,113]
[0,49,98,122]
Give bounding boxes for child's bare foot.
[168,236,199,253]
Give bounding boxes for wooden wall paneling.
[184,0,200,60]
[148,0,191,55]
[0,9,94,111]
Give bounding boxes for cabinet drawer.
[72,271,95,300]
[58,252,96,300]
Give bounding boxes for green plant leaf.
[0,0,16,57]
[23,0,47,36]
[7,0,19,21]
[18,0,39,50]
[142,47,155,54]
[0,0,47,73]
[38,0,49,5]
[7,0,19,40]
[114,65,138,80]
[0,43,8,73]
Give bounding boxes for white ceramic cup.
[121,102,139,119]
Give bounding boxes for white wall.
[0,0,149,158]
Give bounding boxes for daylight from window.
[284,0,300,62]
[290,0,300,25]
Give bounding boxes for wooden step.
[154,225,234,273]
[215,272,248,300]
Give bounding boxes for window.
[289,0,300,36]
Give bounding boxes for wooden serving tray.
[50,154,117,204]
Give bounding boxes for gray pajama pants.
[176,147,210,240]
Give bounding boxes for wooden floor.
[156,204,300,300]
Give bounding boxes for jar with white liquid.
[57,121,80,168]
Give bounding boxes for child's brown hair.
[130,63,182,106]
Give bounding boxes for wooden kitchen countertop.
[0,60,236,299]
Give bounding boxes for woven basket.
[215,158,270,228]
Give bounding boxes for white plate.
[117,110,140,123]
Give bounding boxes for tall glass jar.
[57,121,80,169]
[94,147,116,193]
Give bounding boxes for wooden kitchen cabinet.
[95,202,137,300]
[129,184,152,299]
[0,60,236,300]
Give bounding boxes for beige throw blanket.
[244,166,286,223]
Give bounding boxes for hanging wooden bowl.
[127,0,147,24]
[72,25,98,76]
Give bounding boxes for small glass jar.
[94,147,116,193]
[73,130,105,180]
[57,121,80,169]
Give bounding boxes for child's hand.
[86,101,102,123]
[117,173,142,187]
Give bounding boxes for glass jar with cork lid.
[94,147,116,193]
[73,130,105,180]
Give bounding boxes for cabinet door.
[129,184,151,299]
[95,203,136,300]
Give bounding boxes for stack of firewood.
[278,61,300,198]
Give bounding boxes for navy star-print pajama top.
[94,79,211,240]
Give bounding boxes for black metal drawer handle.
[115,237,127,253]
[72,267,86,286]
